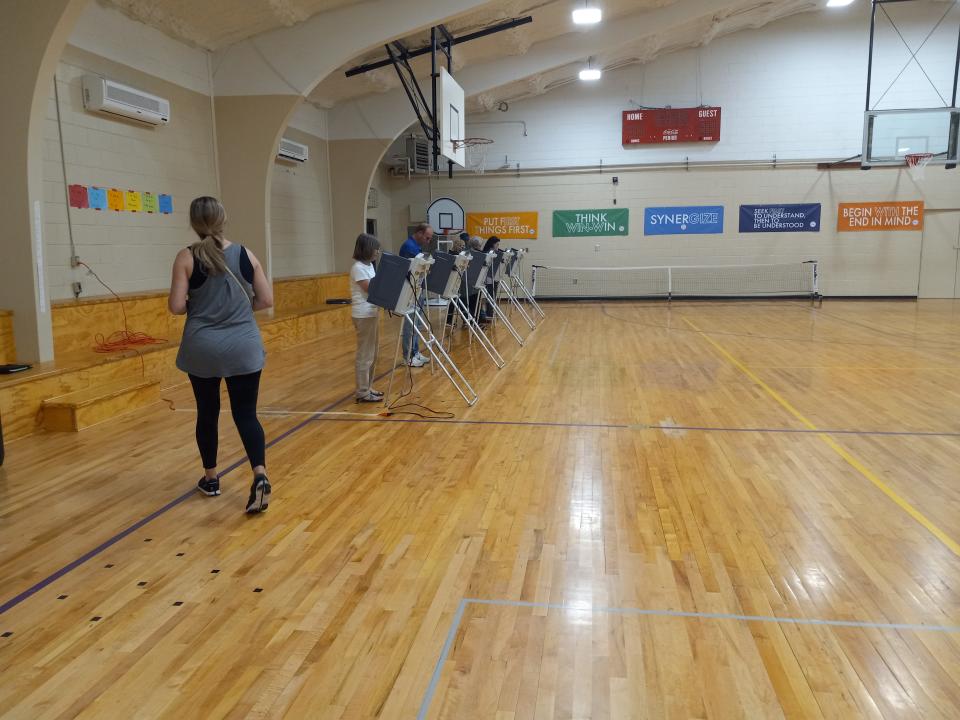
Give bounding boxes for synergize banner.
[644,206,724,235]
[552,208,629,237]
[739,204,821,233]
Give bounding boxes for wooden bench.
[43,378,161,432]
[0,274,353,439]
[0,310,14,365]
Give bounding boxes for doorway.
[918,210,960,298]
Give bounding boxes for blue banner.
[644,206,724,235]
[739,203,821,233]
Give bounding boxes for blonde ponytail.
[189,196,228,275]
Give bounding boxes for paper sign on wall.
[107,188,125,212]
[68,184,89,209]
[142,192,158,214]
[739,204,821,233]
[644,206,725,235]
[125,190,143,212]
[837,201,924,231]
[158,194,174,214]
[88,187,107,210]
[466,212,538,239]
[553,209,629,237]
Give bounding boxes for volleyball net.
[531,261,819,301]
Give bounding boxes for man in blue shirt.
[399,223,434,366]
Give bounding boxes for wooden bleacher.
[0,273,352,441]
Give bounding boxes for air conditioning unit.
[82,75,170,125]
[278,137,309,162]
[405,136,431,173]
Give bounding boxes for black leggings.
[188,372,265,470]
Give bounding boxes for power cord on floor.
[76,261,175,410]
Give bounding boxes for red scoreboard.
[622,107,721,145]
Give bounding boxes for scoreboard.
[622,107,721,145]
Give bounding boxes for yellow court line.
[682,317,960,558]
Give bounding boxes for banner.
[739,203,821,233]
[466,212,538,239]
[644,206,724,235]
[837,201,924,231]
[552,208,628,237]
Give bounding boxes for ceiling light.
[579,67,602,81]
[572,3,602,25]
[826,0,855,7]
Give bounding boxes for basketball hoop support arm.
[346,17,533,178]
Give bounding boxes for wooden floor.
[1,300,959,719]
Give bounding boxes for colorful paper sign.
[739,203,821,233]
[466,212,538,239]
[644,206,724,235]
[125,190,143,212]
[107,188,125,212]
[142,192,158,214]
[158,194,174,215]
[88,187,107,211]
[553,208,629,237]
[837,201,924,231]
[68,184,89,209]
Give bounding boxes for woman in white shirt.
[350,233,382,402]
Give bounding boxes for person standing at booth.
[398,223,434,367]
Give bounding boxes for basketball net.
[453,138,494,175]
[905,153,934,181]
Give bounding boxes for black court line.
[0,380,374,617]
[310,415,960,440]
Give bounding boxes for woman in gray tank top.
[168,197,274,513]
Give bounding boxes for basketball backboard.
[862,107,960,168]
[438,68,466,167]
[427,197,465,235]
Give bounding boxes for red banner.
[622,107,721,145]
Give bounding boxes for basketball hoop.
[452,137,494,175]
[905,152,934,181]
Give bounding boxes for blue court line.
[0,380,371,617]
[312,415,960,440]
[416,597,960,719]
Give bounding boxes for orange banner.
[467,212,538,240]
[837,201,924,232]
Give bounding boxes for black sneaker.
[245,475,271,514]
[197,477,220,496]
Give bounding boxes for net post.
[667,267,673,303]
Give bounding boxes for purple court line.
[0,376,381,617]
[311,416,960,440]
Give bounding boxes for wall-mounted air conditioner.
[405,136,431,173]
[82,75,170,125]
[278,138,309,162]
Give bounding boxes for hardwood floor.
[1,300,959,719]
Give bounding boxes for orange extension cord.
[78,262,168,353]
[77,261,175,409]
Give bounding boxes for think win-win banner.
[644,206,724,235]
[739,203,821,233]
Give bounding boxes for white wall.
[459,4,959,168]
[270,125,335,277]
[384,5,960,297]
[43,3,219,301]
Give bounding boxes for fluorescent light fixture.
[572,6,602,24]
[826,0,855,7]
[579,67,602,81]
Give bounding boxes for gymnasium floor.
[1,299,959,719]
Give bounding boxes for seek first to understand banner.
[644,206,724,235]
[739,204,821,233]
